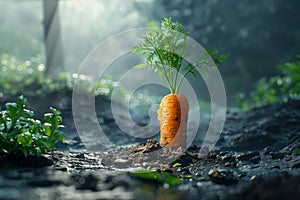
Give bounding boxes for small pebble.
[55,166,68,171]
[236,151,260,161]
[208,168,239,185]
[222,154,235,162]
[284,156,292,161]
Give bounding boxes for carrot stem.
[155,48,175,93]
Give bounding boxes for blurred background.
[0,0,300,108]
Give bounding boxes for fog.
[1,0,300,103]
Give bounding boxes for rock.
[221,154,236,162]
[284,155,292,161]
[224,162,236,167]
[219,151,228,156]
[236,151,260,161]
[206,151,217,159]
[208,168,239,185]
[269,152,284,159]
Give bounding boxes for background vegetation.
[0,0,299,111]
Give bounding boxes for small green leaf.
[131,170,163,183]
[17,131,32,146]
[20,109,34,118]
[163,172,180,186]
[16,95,28,109]
[132,170,180,187]
[181,175,192,179]
[172,163,182,168]
[293,148,300,154]
[148,20,155,29]
[50,107,61,116]
[196,176,205,181]
[43,123,52,136]
[5,103,18,117]
[134,63,146,69]
[44,113,55,126]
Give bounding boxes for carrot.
[157,93,189,147]
[133,17,228,148]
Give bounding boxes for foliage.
[0,54,118,100]
[0,96,64,157]
[131,170,180,186]
[133,17,228,94]
[0,54,45,97]
[236,55,300,110]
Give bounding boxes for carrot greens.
[133,17,228,94]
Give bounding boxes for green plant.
[0,54,121,100]
[0,96,64,157]
[133,17,228,94]
[236,55,300,110]
[131,170,180,186]
[0,54,45,97]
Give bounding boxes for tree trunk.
[43,0,64,77]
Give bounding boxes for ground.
[0,96,300,200]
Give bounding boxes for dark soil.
[0,96,300,200]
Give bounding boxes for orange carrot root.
[157,93,189,147]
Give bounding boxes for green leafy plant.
[0,96,64,157]
[133,17,228,94]
[131,170,180,186]
[236,55,300,110]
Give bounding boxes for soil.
[0,95,300,200]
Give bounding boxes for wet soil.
[0,96,300,200]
